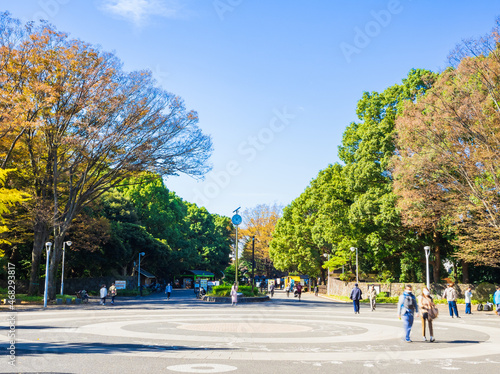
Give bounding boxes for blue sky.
[2,0,499,217]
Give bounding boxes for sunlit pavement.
[2,289,500,373]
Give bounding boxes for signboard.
[115,280,126,290]
[200,279,208,291]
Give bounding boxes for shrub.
[210,285,260,297]
[474,282,496,303]
[376,296,399,303]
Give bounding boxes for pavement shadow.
[10,342,233,356]
[434,340,483,344]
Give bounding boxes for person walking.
[494,285,500,316]
[100,284,108,306]
[368,285,377,312]
[418,287,435,342]
[442,284,460,318]
[464,286,472,315]
[286,284,291,298]
[397,284,419,342]
[350,283,362,314]
[314,285,319,296]
[270,283,275,297]
[165,283,172,300]
[109,283,117,305]
[296,283,302,301]
[231,282,238,306]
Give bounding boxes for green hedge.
[210,285,260,297]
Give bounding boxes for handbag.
[428,305,439,320]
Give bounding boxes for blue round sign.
[231,214,242,225]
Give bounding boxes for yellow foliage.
[0,169,28,248]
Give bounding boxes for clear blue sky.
[2,0,499,217]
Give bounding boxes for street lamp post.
[138,252,145,290]
[424,246,431,289]
[251,236,255,291]
[44,242,52,308]
[323,253,330,295]
[60,241,72,295]
[350,247,358,284]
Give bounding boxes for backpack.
[403,294,415,312]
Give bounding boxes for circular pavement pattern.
[177,322,313,333]
[4,295,500,374]
[166,363,237,373]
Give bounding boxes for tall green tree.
[338,69,436,281]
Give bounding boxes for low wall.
[0,276,137,296]
[63,276,137,294]
[327,278,473,299]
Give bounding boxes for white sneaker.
[423,337,427,341]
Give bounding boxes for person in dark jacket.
[350,283,362,314]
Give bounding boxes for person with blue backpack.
[494,285,500,316]
[397,284,419,342]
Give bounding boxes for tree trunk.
[48,235,64,300]
[462,261,470,283]
[28,222,49,296]
[431,232,441,283]
[432,245,441,283]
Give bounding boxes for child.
[100,284,108,305]
[465,286,472,314]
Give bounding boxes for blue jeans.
[353,300,360,313]
[402,312,414,341]
[448,301,459,317]
[465,303,471,314]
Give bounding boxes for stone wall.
[327,277,473,299]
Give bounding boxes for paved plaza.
[2,289,500,373]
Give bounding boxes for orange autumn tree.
[393,19,500,268]
[240,204,282,279]
[0,14,212,297]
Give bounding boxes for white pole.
[60,241,72,295]
[356,248,359,284]
[424,246,431,289]
[44,242,52,308]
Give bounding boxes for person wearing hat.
[350,283,362,314]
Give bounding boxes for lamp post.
[60,241,72,295]
[138,252,145,290]
[323,253,330,295]
[424,246,431,289]
[350,247,358,284]
[43,242,52,308]
[251,236,255,291]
